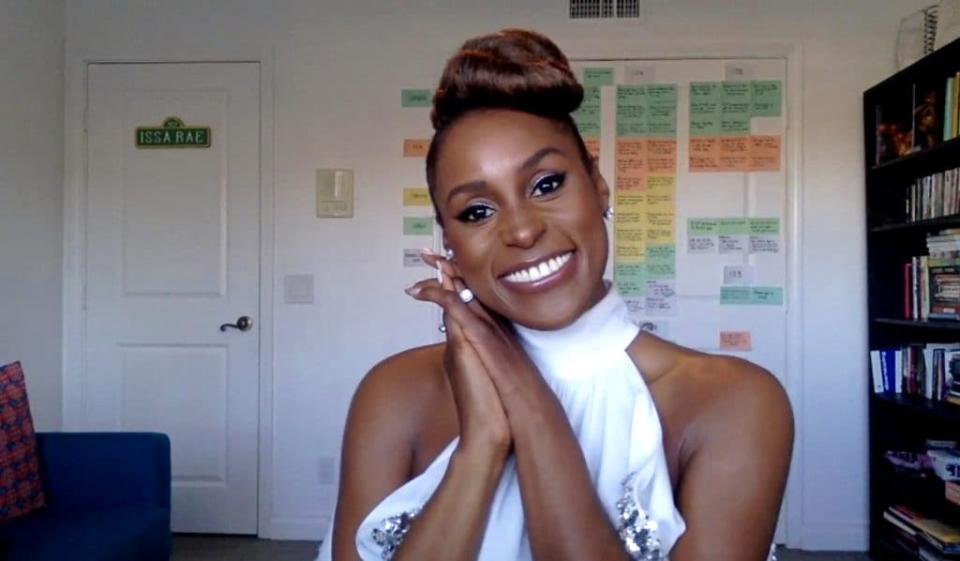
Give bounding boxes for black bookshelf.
[865,36,960,561]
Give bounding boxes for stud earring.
[445,248,455,260]
[603,207,615,220]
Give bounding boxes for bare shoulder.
[640,344,794,560]
[351,343,447,431]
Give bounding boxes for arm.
[332,316,512,561]
[490,347,633,561]
[414,264,632,561]
[669,357,794,561]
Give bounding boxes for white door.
[84,62,260,534]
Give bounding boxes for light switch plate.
[317,169,354,218]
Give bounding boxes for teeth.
[503,252,572,284]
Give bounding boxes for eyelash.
[454,172,567,224]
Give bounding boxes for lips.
[500,251,573,284]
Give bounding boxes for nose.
[498,202,546,248]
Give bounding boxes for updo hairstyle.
[425,29,595,222]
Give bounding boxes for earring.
[603,207,615,220]
[445,248,455,260]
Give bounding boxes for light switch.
[284,274,315,304]
[317,169,354,218]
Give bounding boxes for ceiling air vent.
[570,0,642,19]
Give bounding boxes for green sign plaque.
[136,117,211,149]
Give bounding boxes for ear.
[590,157,611,213]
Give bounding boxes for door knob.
[220,316,253,332]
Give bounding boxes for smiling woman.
[316,29,792,561]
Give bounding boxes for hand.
[406,253,511,457]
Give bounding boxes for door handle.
[220,316,253,332]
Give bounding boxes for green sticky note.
[617,85,648,105]
[584,67,614,86]
[615,262,646,296]
[403,216,434,236]
[751,80,782,117]
[720,116,751,135]
[690,82,722,102]
[572,87,602,136]
[720,286,753,305]
[645,244,676,280]
[690,116,721,136]
[719,218,750,236]
[751,286,784,305]
[749,218,780,235]
[401,89,432,108]
[688,218,720,236]
[647,84,678,104]
[722,81,752,102]
[646,104,677,136]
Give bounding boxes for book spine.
[946,77,954,141]
[871,350,884,394]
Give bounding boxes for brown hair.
[426,29,594,222]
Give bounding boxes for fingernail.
[404,285,421,296]
[436,268,444,283]
[421,247,437,255]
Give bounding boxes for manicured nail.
[404,285,421,296]
[421,247,437,256]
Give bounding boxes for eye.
[531,172,566,197]
[455,203,496,223]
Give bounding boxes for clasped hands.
[404,248,551,458]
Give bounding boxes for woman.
[317,29,793,561]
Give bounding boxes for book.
[946,77,954,141]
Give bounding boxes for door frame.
[566,39,805,548]
[62,51,278,537]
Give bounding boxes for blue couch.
[0,432,172,561]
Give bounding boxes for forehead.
[433,109,577,189]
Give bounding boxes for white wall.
[64,0,931,549]
[0,0,65,432]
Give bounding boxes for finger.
[450,277,498,328]
[407,283,493,337]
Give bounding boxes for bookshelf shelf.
[874,318,960,329]
[871,215,960,233]
[866,36,960,561]
[872,393,960,423]
[869,136,960,175]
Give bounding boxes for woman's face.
[434,108,610,330]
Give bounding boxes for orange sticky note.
[719,331,752,351]
[584,137,600,159]
[748,135,781,172]
[718,136,750,171]
[403,138,430,157]
[646,139,677,174]
[689,137,720,172]
[615,138,647,191]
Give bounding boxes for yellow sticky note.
[719,330,752,351]
[403,138,430,157]
[403,187,431,207]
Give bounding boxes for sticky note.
[751,80,782,117]
[720,331,752,351]
[748,218,780,235]
[688,218,720,236]
[646,244,676,280]
[403,249,427,267]
[583,67,614,86]
[403,216,433,236]
[723,265,753,285]
[615,262,646,296]
[403,138,430,157]
[720,286,752,305]
[401,89,432,108]
[751,286,784,305]
[403,187,431,207]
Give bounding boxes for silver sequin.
[371,508,420,560]
[615,471,662,561]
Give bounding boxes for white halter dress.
[316,287,686,561]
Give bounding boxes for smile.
[501,252,573,284]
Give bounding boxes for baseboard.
[798,522,868,551]
[262,515,329,541]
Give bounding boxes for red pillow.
[0,361,45,520]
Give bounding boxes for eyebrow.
[445,146,567,204]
